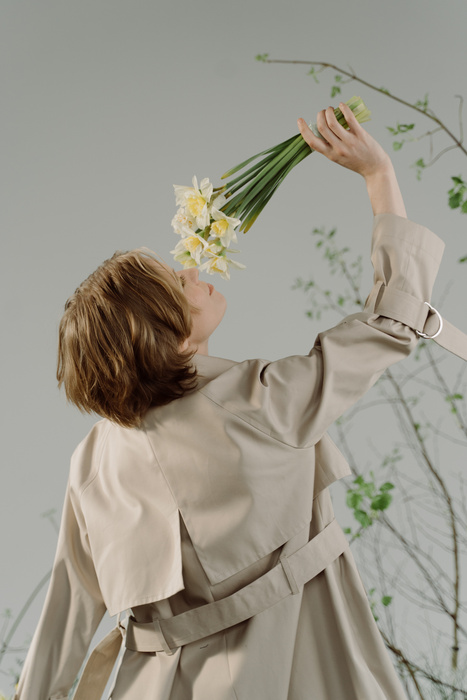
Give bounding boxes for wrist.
[362,156,393,182]
[364,160,407,218]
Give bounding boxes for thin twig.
[263,59,467,157]
[0,569,51,670]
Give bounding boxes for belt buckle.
[416,302,443,340]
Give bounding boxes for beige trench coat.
[16,213,445,700]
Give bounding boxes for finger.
[297,118,329,154]
[316,107,341,145]
[338,102,363,132]
[326,105,351,138]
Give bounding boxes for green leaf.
[386,123,415,136]
[362,482,375,498]
[308,67,320,83]
[452,176,464,185]
[346,491,363,509]
[414,93,429,111]
[410,157,426,181]
[334,74,343,83]
[381,596,393,606]
[343,527,352,534]
[354,509,372,528]
[449,192,463,209]
[397,123,415,133]
[331,85,342,98]
[393,141,404,151]
[459,256,467,263]
[462,200,467,214]
[380,482,395,492]
[255,53,269,62]
[446,393,464,401]
[371,493,392,511]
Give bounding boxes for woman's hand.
[298,102,407,218]
[297,102,391,179]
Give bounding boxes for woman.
[15,103,445,699]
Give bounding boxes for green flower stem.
[242,153,305,231]
[223,158,272,196]
[220,97,371,231]
[237,155,298,230]
[230,142,309,225]
[224,136,307,217]
[223,141,299,193]
[221,134,298,179]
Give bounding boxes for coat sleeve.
[14,478,107,700]
[200,213,446,448]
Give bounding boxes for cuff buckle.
[416,302,443,339]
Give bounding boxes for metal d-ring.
[416,302,443,339]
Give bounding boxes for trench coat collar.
[191,353,239,388]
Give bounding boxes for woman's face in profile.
[174,267,227,353]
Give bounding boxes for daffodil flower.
[211,192,227,209]
[171,208,197,236]
[173,176,213,230]
[170,242,199,267]
[171,233,208,266]
[209,208,241,247]
[200,250,246,280]
[171,250,199,268]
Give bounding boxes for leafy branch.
[293,224,466,696]
[256,56,467,228]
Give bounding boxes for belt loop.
[280,554,300,595]
[153,618,176,656]
[117,609,128,641]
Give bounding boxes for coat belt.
[73,518,348,699]
[373,283,467,362]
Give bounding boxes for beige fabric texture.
[15,213,445,700]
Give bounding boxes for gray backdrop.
[1,0,466,696]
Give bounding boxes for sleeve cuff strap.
[375,282,467,362]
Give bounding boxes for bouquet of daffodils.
[171,96,371,279]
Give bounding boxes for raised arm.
[297,102,407,218]
[200,103,445,447]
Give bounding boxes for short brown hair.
[57,248,197,428]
